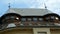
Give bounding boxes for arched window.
[49,16,55,22]
[3,16,20,23]
[1,13,21,27]
[44,13,60,23]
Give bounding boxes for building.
[0,8,60,34]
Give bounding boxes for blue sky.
[0,0,60,16]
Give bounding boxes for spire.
[44,3,47,9]
[8,3,11,9]
[8,3,11,12]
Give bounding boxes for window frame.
[38,32,47,34]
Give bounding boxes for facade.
[0,8,60,34]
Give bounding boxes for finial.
[8,3,11,9]
[44,3,47,9]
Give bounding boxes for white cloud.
[45,0,60,15]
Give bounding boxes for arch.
[0,13,21,24]
[44,13,60,23]
[1,13,21,19]
[44,13,59,17]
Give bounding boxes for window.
[45,17,50,21]
[10,16,15,18]
[5,16,16,20]
[49,16,55,22]
[21,18,26,21]
[45,17,50,20]
[50,16,55,19]
[38,32,47,34]
[27,18,32,21]
[45,16,55,22]
[33,18,37,21]
[39,18,43,21]
[5,16,10,19]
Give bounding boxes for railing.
[19,21,60,26]
[0,21,60,30]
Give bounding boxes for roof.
[6,8,53,16]
[1,8,59,30]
